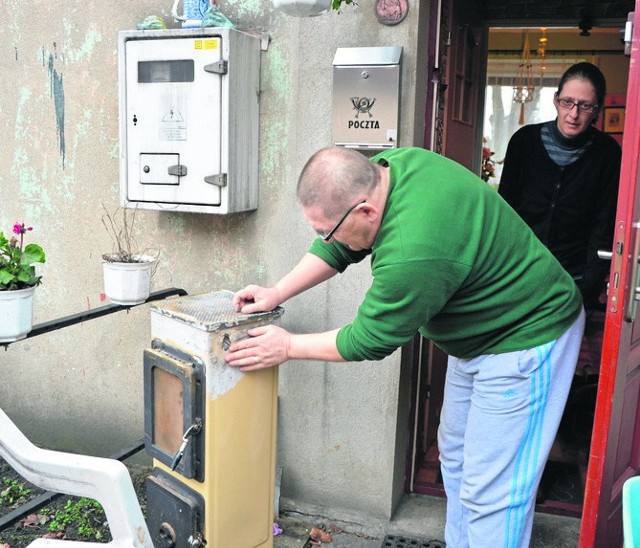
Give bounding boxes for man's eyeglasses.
[320,200,366,242]
[556,96,598,114]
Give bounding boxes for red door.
[439,0,487,172]
[580,7,640,546]
[410,0,488,495]
[423,0,487,170]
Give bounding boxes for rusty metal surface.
[150,290,283,331]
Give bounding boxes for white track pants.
[438,309,585,548]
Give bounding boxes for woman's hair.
[557,62,607,108]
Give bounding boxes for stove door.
[143,342,205,481]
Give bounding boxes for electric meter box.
[332,46,402,150]
[118,28,261,214]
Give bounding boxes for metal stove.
[144,290,283,547]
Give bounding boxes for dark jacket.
[499,122,621,308]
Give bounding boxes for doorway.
[410,23,630,519]
[482,27,627,187]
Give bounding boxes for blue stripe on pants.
[505,342,553,548]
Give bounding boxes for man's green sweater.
[308,147,582,361]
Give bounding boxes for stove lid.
[150,289,284,331]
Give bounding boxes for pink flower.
[12,223,33,235]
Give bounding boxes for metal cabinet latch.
[204,173,227,187]
[168,164,188,177]
[204,60,228,74]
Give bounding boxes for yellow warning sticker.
[194,39,219,50]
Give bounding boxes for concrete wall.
[0,0,426,520]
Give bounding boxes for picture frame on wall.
[604,106,625,134]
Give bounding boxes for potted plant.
[0,223,46,342]
[101,205,158,306]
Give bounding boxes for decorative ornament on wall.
[375,0,409,26]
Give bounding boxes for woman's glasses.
[556,96,598,114]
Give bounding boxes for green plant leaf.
[0,226,45,289]
[21,244,46,265]
[0,270,14,285]
[332,0,354,10]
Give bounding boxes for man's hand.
[224,325,291,371]
[233,285,282,313]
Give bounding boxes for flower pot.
[102,255,156,306]
[273,0,330,17]
[0,286,36,343]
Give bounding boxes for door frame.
[410,3,638,546]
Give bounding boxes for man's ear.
[360,203,379,222]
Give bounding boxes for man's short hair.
[297,147,380,218]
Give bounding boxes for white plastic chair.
[0,407,152,547]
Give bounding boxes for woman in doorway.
[498,62,621,310]
[499,61,622,505]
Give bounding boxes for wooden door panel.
[631,319,640,347]
[440,0,486,172]
[629,356,640,378]
[614,376,640,475]
[411,0,487,498]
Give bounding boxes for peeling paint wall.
[0,0,426,521]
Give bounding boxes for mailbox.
[118,28,261,214]
[332,46,403,149]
